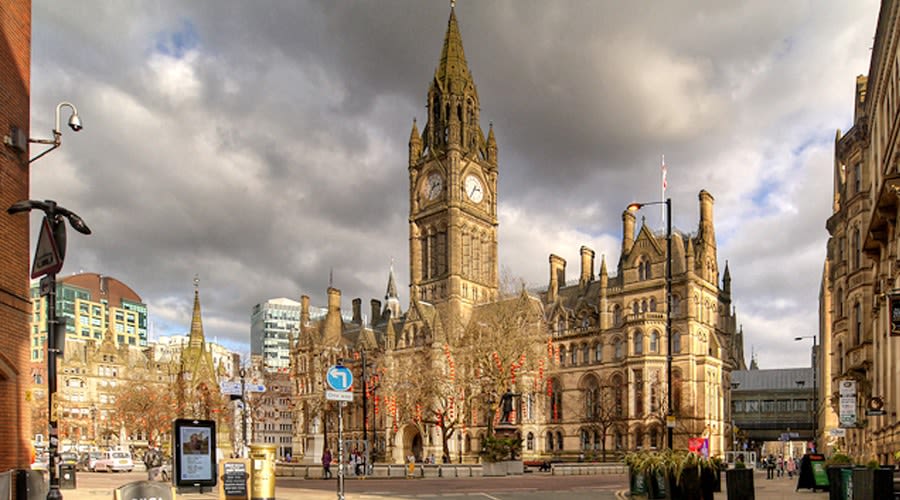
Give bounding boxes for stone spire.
[723,260,732,295]
[435,6,475,94]
[487,122,498,165]
[424,5,483,156]
[188,276,205,351]
[384,260,402,318]
[409,118,422,165]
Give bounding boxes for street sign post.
[326,390,353,402]
[326,363,353,500]
[31,217,63,279]
[220,381,242,396]
[326,365,353,392]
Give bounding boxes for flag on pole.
[661,155,667,191]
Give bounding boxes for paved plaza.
[31,467,836,500]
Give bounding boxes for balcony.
[846,342,873,373]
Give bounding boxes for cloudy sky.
[29,1,879,368]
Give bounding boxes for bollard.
[250,444,277,500]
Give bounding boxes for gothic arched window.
[672,331,682,354]
[649,331,659,353]
[549,379,563,421]
[633,331,643,355]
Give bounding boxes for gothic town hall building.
[289,6,745,464]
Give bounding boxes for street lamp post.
[794,335,818,452]
[627,198,673,449]
[7,200,90,500]
[731,382,740,452]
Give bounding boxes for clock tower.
[408,5,498,324]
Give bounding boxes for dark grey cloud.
[29,0,879,367]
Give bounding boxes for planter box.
[481,460,523,477]
[852,467,894,500]
[726,467,755,500]
[826,465,852,500]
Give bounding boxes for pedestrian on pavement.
[786,455,796,478]
[777,455,784,477]
[766,454,775,479]
[144,443,163,481]
[322,448,332,479]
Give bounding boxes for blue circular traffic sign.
[326,365,353,391]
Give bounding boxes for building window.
[614,339,624,360]
[556,431,564,451]
[526,432,534,451]
[854,162,861,193]
[570,346,577,366]
[672,295,680,315]
[649,332,659,353]
[582,344,589,364]
[546,432,554,452]
[672,332,682,354]
[634,369,644,416]
[836,288,843,318]
[854,302,862,345]
[594,343,602,363]
[837,342,844,374]
[613,305,622,326]
[559,346,567,367]
[633,332,643,355]
[549,379,563,421]
[585,377,599,419]
[613,374,625,417]
[853,229,860,269]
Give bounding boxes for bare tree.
[584,375,627,461]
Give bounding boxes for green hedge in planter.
[624,450,719,500]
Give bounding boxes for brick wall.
[0,0,32,471]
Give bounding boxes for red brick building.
[0,0,33,471]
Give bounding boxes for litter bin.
[250,443,276,500]
[59,464,76,489]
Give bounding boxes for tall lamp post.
[627,198,672,449]
[731,382,740,452]
[794,335,818,452]
[7,200,90,500]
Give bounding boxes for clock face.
[465,175,484,203]
[426,173,443,200]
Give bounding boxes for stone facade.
[825,0,900,463]
[289,5,744,464]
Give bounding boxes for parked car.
[94,450,134,473]
[31,453,48,471]
[78,451,104,471]
[58,452,78,467]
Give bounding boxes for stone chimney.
[622,209,636,255]
[300,295,310,326]
[370,299,382,327]
[580,246,595,288]
[548,254,566,303]
[352,298,362,324]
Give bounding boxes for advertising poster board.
[218,459,249,500]
[173,419,217,488]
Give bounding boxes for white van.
[94,450,134,472]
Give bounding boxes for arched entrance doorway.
[396,424,423,463]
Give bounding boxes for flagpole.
[660,155,666,227]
